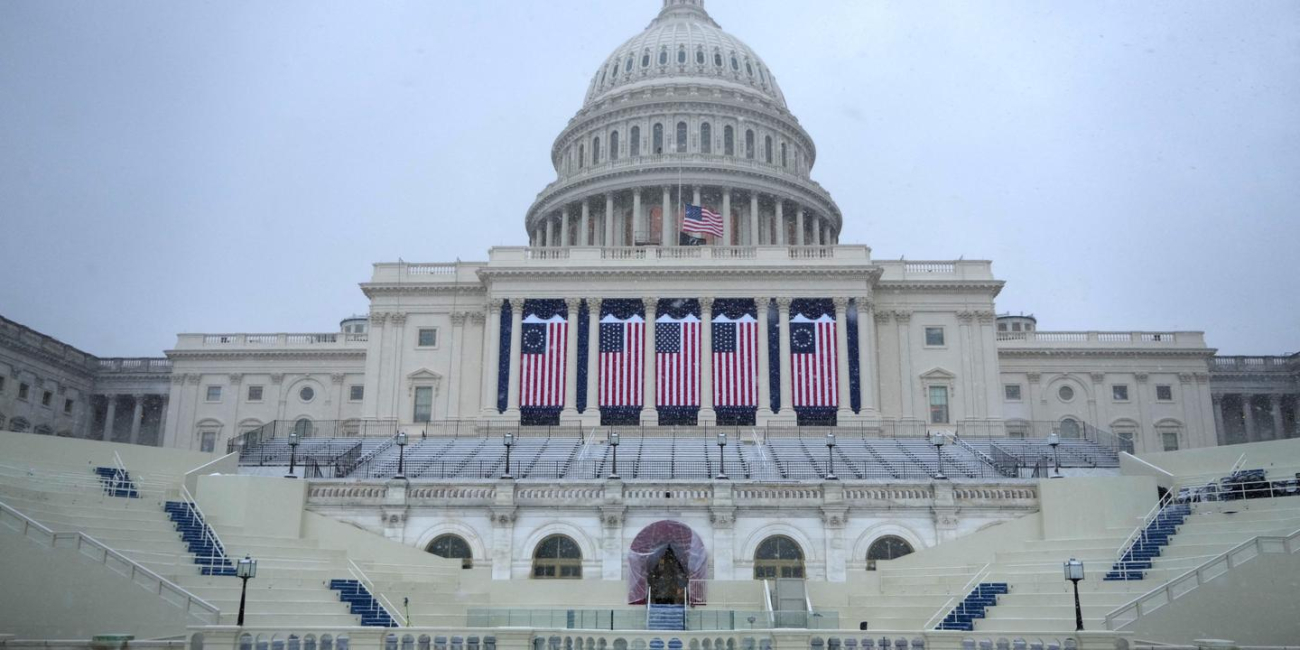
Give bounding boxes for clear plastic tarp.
[627,520,708,605]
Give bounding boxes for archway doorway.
[628,520,707,605]
[648,547,688,605]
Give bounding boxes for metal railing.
[0,498,220,624]
[1105,526,1300,630]
[348,558,407,627]
[922,562,990,630]
[180,483,229,569]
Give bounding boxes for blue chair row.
[1105,503,1191,581]
[935,582,1009,632]
[164,501,236,576]
[93,467,139,498]
[328,579,398,627]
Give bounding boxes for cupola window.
[730,54,739,71]
[630,126,641,157]
[609,130,619,161]
[578,144,584,169]
[677,47,686,64]
[592,136,601,164]
[746,60,754,77]
[714,51,723,67]
[659,49,668,66]
[653,123,664,154]
[627,56,635,72]
[764,135,773,163]
[642,51,650,68]
[724,125,735,156]
[745,129,755,159]
[696,48,705,65]
[676,122,687,153]
[700,123,712,154]
[781,143,787,168]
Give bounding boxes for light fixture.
[716,432,729,480]
[825,432,837,480]
[502,431,515,479]
[285,431,300,479]
[609,431,620,479]
[1048,432,1062,478]
[930,431,947,480]
[1064,558,1085,631]
[236,555,257,626]
[395,431,408,479]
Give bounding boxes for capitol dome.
[526,0,842,250]
[583,0,787,110]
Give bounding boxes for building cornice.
[476,266,883,281]
[360,284,488,299]
[998,348,1216,359]
[166,350,367,362]
[877,281,1006,297]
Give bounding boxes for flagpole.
[677,165,683,245]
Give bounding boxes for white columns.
[585,298,603,423]
[812,217,822,245]
[693,186,701,207]
[1243,395,1257,442]
[756,298,774,420]
[102,396,117,441]
[722,188,732,245]
[699,297,716,425]
[448,313,467,417]
[775,200,785,245]
[605,194,615,246]
[661,187,673,246]
[776,298,793,418]
[833,298,854,420]
[562,298,581,420]
[856,299,878,415]
[749,193,759,245]
[1211,395,1226,444]
[895,311,914,418]
[129,394,144,444]
[796,209,805,245]
[1269,394,1284,440]
[481,299,503,415]
[560,207,570,247]
[580,199,591,246]
[544,217,554,247]
[641,298,659,425]
[505,298,525,418]
[632,189,643,245]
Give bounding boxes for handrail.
[180,483,228,568]
[348,558,407,627]
[951,436,1008,477]
[923,562,989,630]
[1105,526,1300,630]
[762,580,774,627]
[0,498,220,624]
[645,586,651,629]
[1113,453,1249,564]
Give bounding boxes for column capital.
[508,297,526,312]
[270,373,285,385]
[641,297,658,313]
[487,297,505,310]
[1211,393,1224,404]
[831,297,850,310]
[370,311,388,325]
[1135,372,1149,383]
[755,297,771,312]
[874,310,892,324]
[564,297,582,313]
[450,311,469,326]
[774,297,792,312]
[330,373,346,384]
[469,311,486,325]
[1090,372,1106,384]
[131,392,146,401]
[892,310,912,323]
[228,373,243,386]
[699,296,715,311]
[389,312,408,325]
[586,297,603,311]
[957,311,976,324]
[1026,372,1042,383]
[856,298,874,313]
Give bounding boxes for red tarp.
[627,520,708,605]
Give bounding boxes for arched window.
[600,69,607,86]
[764,135,773,163]
[754,535,804,579]
[641,51,651,68]
[427,534,473,569]
[745,130,755,159]
[610,61,619,80]
[626,56,634,73]
[609,130,620,161]
[659,48,668,66]
[696,48,705,65]
[293,418,312,437]
[532,534,582,579]
[653,124,664,154]
[700,123,712,154]
[714,51,723,67]
[578,144,585,169]
[676,122,688,152]
[34,425,53,435]
[746,60,754,77]
[730,54,739,71]
[677,47,686,64]
[724,126,735,156]
[592,137,601,165]
[1060,418,1082,439]
[10,418,29,433]
[866,536,914,571]
[630,126,641,157]
[781,143,788,167]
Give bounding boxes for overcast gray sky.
[1,0,1297,357]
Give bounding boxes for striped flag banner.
[656,314,700,407]
[520,314,567,408]
[712,314,758,407]
[599,314,645,407]
[790,314,838,408]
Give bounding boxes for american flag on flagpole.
[790,314,838,407]
[656,314,700,407]
[683,204,724,237]
[712,314,758,407]
[520,315,567,408]
[599,314,645,407]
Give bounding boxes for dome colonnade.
[525,0,842,249]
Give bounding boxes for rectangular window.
[206,386,222,402]
[924,327,945,347]
[18,383,30,401]
[199,431,217,453]
[418,328,439,347]
[41,391,53,407]
[247,385,264,402]
[1161,431,1179,451]
[1112,385,1129,401]
[0,377,5,393]
[64,399,74,414]
[997,323,1007,332]
[1004,384,1022,401]
[928,386,950,424]
[413,386,433,423]
[350,385,365,401]
[1156,385,1173,401]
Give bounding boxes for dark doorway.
[648,547,688,605]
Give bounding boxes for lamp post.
[285,431,300,479]
[394,432,408,479]
[502,431,514,479]
[1048,432,1062,478]
[236,555,257,626]
[1064,558,1085,631]
[825,432,837,480]
[716,432,728,480]
[609,432,620,479]
[930,431,947,480]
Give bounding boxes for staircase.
[1105,503,1191,581]
[646,604,686,630]
[328,579,398,627]
[163,501,236,576]
[935,582,1009,632]
[93,466,139,498]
